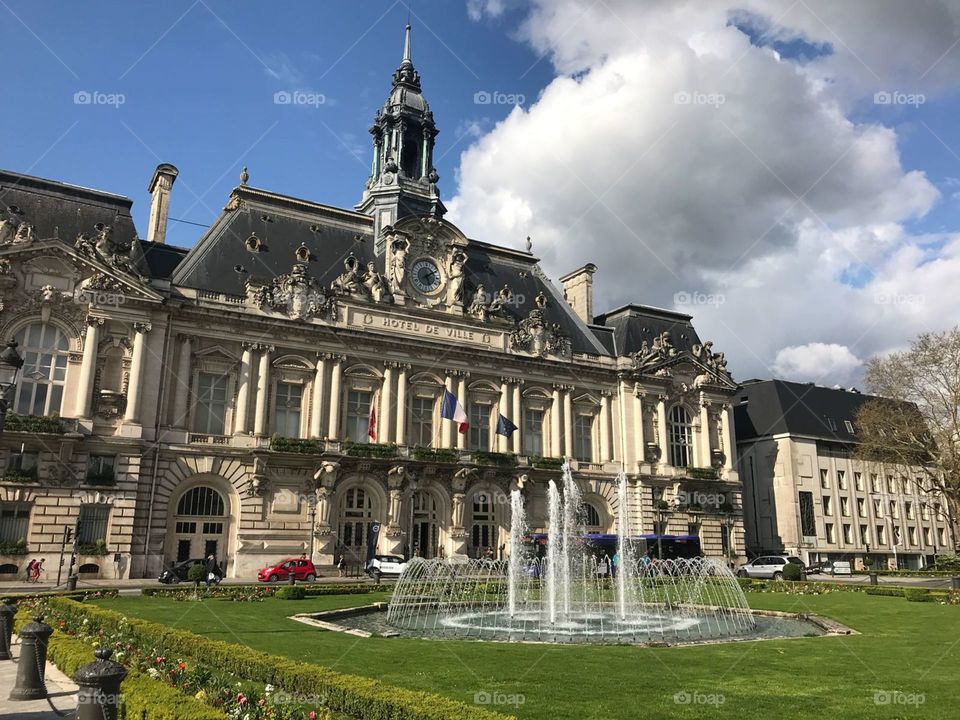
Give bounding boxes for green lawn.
[92,590,957,719]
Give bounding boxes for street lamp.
[0,339,24,435]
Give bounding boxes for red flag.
[368,392,378,441]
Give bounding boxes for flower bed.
[140,583,381,602]
[739,577,960,604]
[33,597,509,720]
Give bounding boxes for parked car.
[736,555,805,580]
[257,557,317,583]
[367,554,407,581]
[806,560,830,574]
[159,558,223,585]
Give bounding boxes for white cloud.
[772,343,863,384]
[451,0,960,385]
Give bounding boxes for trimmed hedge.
[39,598,510,720]
[904,588,937,603]
[863,586,905,597]
[15,609,224,720]
[276,586,306,600]
[140,583,380,600]
[782,562,803,581]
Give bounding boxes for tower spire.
[403,23,411,64]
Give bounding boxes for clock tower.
[357,24,446,255]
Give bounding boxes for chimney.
[146,163,179,244]
[559,263,597,324]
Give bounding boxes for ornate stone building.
[0,27,743,581]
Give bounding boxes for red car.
[257,557,317,583]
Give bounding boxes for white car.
[736,555,805,580]
[367,554,407,581]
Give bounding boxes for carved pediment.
[249,262,339,321]
[631,337,735,389]
[509,292,571,359]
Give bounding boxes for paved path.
[0,635,78,719]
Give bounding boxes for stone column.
[512,380,522,454]
[456,372,468,450]
[395,363,409,445]
[233,342,254,434]
[498,378,510,452]
[599,391,611,463]
[722,403,735,471]
[380,363,394,444]
[309,353,327,439]
[75,317,102,419]
[633,384,646,466]
[123,322,151,424]
[442,373,454,449]
[171,334,193,428]
[551,385,562,458]
[656,395,668,464]
[327,355,344,440]
[563,386,574,459]
[253,344,273,437]
[698,394,712,469]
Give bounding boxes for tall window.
[838,470,847,490]
[583,502,601,530]
[193,373,228,435]
[854,472,864,491]
[667,406,693,467]
[469,403,491,451]
[78,505,109,545]
[274,382,303,438]
[13,322,69,416]
[573,414,594,462]
[345,390,373,443]
[0,503,30,544]
[6,450,38,478]
[870,474,880,493]
[819,469,830,488]
[859,525,869,545]
[798,491,816,537]
[409,396,434,447]
[523,408,544,456]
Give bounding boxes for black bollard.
[869,572,878,586]
[8,615,53,700]
[66,574,78,591]
[288,571,296,586]
[74,647,128,720]
[0,598,14,661]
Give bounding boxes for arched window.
[176,486,225,516]
[13,322,69,416]
[668,405,693,468]
[583,502,601,530]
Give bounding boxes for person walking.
[204,554,218,587]
[25,558,36,582]
[337,555,346,578]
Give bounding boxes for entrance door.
[170,486,229,568]
[176,539,191,562]
[412,491,439,559]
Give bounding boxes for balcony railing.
[2,413,65,434]
[188,434,230,445]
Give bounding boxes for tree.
[854,328,960,551]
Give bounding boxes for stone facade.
[0,27,745,581]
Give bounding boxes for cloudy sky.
[3,1,960,387]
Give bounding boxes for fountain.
[386,461,760,644]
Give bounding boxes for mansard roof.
[734,379,879,443]
[592,304,702,356]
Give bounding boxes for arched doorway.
[170,486,228,563]
[469,489,500,559]
[411,490,440,559]
[337,485,380,563]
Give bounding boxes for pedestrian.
[337,555,345,578]
[25,558,36,582]
[204,553,218,587]
[34,558,44,582]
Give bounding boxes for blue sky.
[0,0,549,248]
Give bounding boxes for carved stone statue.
[13,222,34,244]
[364,261,390,304]
[331,254,363,295]
[260,263,337,321]
[388,236,409,294]
[446,248,467,307]
[468,283,489,322]
[510,292,571,359]
[0,217,16,245]
[488,285,513,316]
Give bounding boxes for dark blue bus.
[524,533,702,561]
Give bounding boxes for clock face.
[411,259,442,293]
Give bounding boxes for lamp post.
[720,511,737,570]
[0,340,24,435]
[653,503,669,561]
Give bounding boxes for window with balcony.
[345,390,373,443]
[12,322,69,417]
[668,406,693,468]
[193,373,229,435]
[409,396,435,447]
[573,414,594,462]
[274,382,303,438]
[523,408,545,456]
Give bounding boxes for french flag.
[440,389,469,434]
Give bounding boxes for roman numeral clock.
[382,217,470,312]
